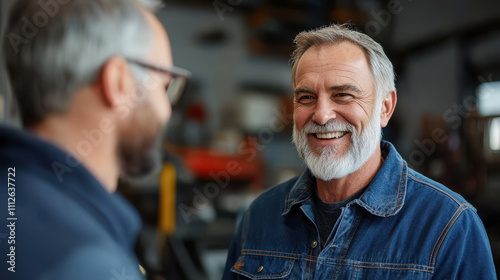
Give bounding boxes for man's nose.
[311,96,337,125]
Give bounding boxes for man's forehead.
[296,42,370,79]
[300,42,368,68]
[294,42,376,97]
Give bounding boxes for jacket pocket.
[230,252,295,279]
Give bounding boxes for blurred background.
[1,0,500,279]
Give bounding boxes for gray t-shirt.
[313,184,367,249]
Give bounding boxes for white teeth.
[315,131,346,139]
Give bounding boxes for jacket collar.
[282,141,407,217]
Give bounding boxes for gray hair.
[290,24,396,103]
[3,0,155,126]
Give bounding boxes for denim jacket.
[223,141,496,279]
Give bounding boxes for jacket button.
[311,240,318,248]
[257,266,264,273]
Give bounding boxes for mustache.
[301,120,355,134]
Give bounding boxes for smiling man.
[223,24,496,279]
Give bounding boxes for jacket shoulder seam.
[407,173,462,206]
[429,204,469,268]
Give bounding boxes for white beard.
[292,106,382,181]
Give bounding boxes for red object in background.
[187,102,206,123]
[168,137,265,189]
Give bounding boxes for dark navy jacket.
[0,125,144,279]
[223,141,496,279]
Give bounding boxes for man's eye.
[333,93,353,104]
[336,93,351,98]
[296,95,315,104]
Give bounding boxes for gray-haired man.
[223,24,496,279]
[0,0,190,279]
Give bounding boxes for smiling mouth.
[314,131,347,140]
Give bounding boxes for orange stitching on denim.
[327,260,434,274]
[394,158,404,212]
[408,174,461,206]
[308,241,318,280]
[429,206,460,267]
[239,267,291,278]
[240,250,320,264]
[241,252,299,260]
[287,181,310,203]
[238,251,436,277]
[284,182,312,214]
[241,249,300,258]
[232,252,294,278]
[358,160,405,216]
[296,191,312,206]
[241,249,297,255]
[232,256,246,272]
[319,258,432,270]
[347,264,433,273]
[233,263,244,270]
[349,266,358,280]
[430,204,468,267]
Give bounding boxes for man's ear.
[98,56,132,108]
[380,90,397,128]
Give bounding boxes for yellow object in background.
[158,162,176,235]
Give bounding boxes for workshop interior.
[1,0,500,279]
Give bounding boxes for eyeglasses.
[127,59,192,105]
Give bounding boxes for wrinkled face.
[292,42,382,181]
[119,11,173,178]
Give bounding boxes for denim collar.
[283,141,407,218]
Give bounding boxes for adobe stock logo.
[407,74,495,167]
[364,0,413,37]
[6,0,71,54]
[213,0,243,21]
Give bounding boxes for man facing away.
[223,24,496,279]
[0,0,190,279]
